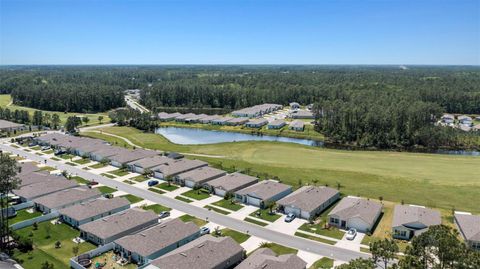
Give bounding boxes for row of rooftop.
[441,114,480,132]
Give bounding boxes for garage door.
[134,167,144,174]
[246,196,262,207]
[215,188,226,197]
[185,180,195,188]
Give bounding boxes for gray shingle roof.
[455,213,480,241]
[127,156,173,169]
[33,186,101,209]
[17,170,55,187]
[109,149,159,164]
[392,205,441,228]
[13,177,78,200]
[58,197,130,221]
[235,180,291,201]
[246,118,268,125]
[268,119,286,127]
[236,248,306,269]
[149,235,243,269]
[18,162,40,175]
[289,120,304,129]
[176,166,226,183]
[328,197,382,227]
[152,159,208,177]
[114,218,199,257]
[207,172,259,192]
[0,119,23,129]
[277,186,339,213]
[79,208,158,240]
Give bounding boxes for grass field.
[142,204,171,213]
[96,186,116,194]
[0,94,110,127]
[204,205,230,215]
[217,228,250,244]
[310,257,334,269]
[120,194,143,203]
[212,199,244,211]
[83,126,480,213]
[181,189,211,200]
[179,214,208,227]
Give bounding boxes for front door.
[341,220,346,228]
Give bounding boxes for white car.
[346,228,357,240]
[200,227,210,235]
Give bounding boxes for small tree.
[100,158,109,166]
[379,196,384,204]
[41,261,54,269]
[165,175,174,186]
[82,117,90,126]
[32,222,38,230]
[143,168,153,178]
[265,200,276,215]
[98,115,104,124]
[72,245,79,257]
[312,179,318,186]
[336,181,342,190]
[55,240,61,248]
[370,239,398,269]
[298,179,302,187]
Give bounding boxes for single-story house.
[175,166,226,188]
[59,197,130,228]
[175,113,196,122]
[454,212,480,251]
[290,110,314,119]
[34,133,70,147]
[199,115,221,124]
[267,119,286,129]
[185,114,208,123]
[152,159,208,179]
[89,146,129,162]
[289,120,305,131]
[211,117,234,125]
[441,114,455,124]
[13,177,78,202]
[289,102,301,110]
[328,196,383,233]
[205,172,259,197]
[226,117,249,126]
[0,119,25,133]
[234,180,292,208]
[158,112,182,121]
[17,162,40,176]
[70,139,108,157]
[458,115,473,125]
[114,218,200,265]
[231,104,282,118]
[236,248,306,269]
[392,205,441,240]
[145,235,244,269]
[245,118,268,128]
[33,186,102,214]
[17,170,54,187]
[127,155,173,174]
[79,208,159,245]
[109,149,159,167]
[277,186,340,220]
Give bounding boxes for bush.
[17,237,33,253]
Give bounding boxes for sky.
[1,0,479,65]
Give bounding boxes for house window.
[394,229,407,237]
[473,242,480,250]
[330,217,339,224]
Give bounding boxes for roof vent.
[197,244,205,248]
[180,253,187,257]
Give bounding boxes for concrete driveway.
[335,231,366,251]
[267,216,307,235]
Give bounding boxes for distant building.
[289,120,305,131]
[157,112,182,121]
[231,104,282,118]
[458,115,473,125]
[267,119,286,129]
[0,119,25,133]
[290,110,314,119]
[289,102,301,110]
[392,205,441,240]
[245,118,268,128]
[205,172,258,197]
[226,117,249,126]
[441,114,455,124]
[127,155,173,174]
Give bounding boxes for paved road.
[0,142,369,262]
[125,96,149,113]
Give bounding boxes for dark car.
[148,180,159,187]
[158,211,170,219]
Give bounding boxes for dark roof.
[235,180,291,201]
[33,186,101,209]
[392,205,441,228]
[329,197,382,227]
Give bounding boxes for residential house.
[267,119,286,129]
[114,219,200,265]
[175,166,226,188]
[392,205,441,240]
[158,112,182,121]
[454,212,480,251]
[236,248,306,269]
[234,180,292,208]
[33,186,102,213]
[199,115,221,124]
[277,186,340,220]
[289,120,305,131]
[441,114,455,124]
[473,124,480,132]
[212,117,234,125]
[17,170,55,187]
[175,113,196,122]
[185,114,208,123]
[290,110,314,119]
[289,102,301,110]
[245,118,268,128]
[127,155,173,174]
[17,162,40,176]
[328,196,383,233]
[13,177,78,202]
[145,235,244,269]
[226,117,249,126]
[79,208,159,245]
[89,146,129,162]
[152,159,208,180]
[0,119,25,133]
[59,197,130,228]
[205,172,258,197]
[109,149,158,167]
[231,104,282,118]
[458,115,473,126]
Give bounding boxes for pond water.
[155,127,324,147]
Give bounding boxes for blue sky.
[1,0,479,65]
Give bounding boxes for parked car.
[54,149,66,156]
[158,211,170,219]
[41,146,51,151]
[346,228,357,240]
[148,180,159,187]
[28,142,36,147]
[200,227,210,235]
[285,213,296,222]
[88,181,99,186]
[103,193,113,199]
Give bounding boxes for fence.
[11,201,34,211]
[10,211,59,230]
[70,243,115,269]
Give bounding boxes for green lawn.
[101,173,116,178]
[295,231,336,245]
[84,126,480,213]
[43,149,54,154]
[179,214,208,227]
[132,175,149,182]
[71,176,89,185]
[96,186,117,194]
[39,166,56,171]
[110,169,130,177]
[9,208,42,224]
[65,162,77,166]
[218,229,250,244]
[14,222,95,269]
[244,217,268,227]
[310,257,334,269]
[142,204,171,213]
[249,209,281,222]
[123,180,136,185]
[260,242,298,255]
[73,158,90,165]
[181,189,211,200]
[89,162,108,169]
[298,223,345,240]
[148,187,165,194]
[204,205,230,215]
[120,194,143,204]
[50,157,60,161]
[30,146,41,150]
[212,199,244,211]
[59,154,75,160]
[175,196,193,203]
[157,182,179,191]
